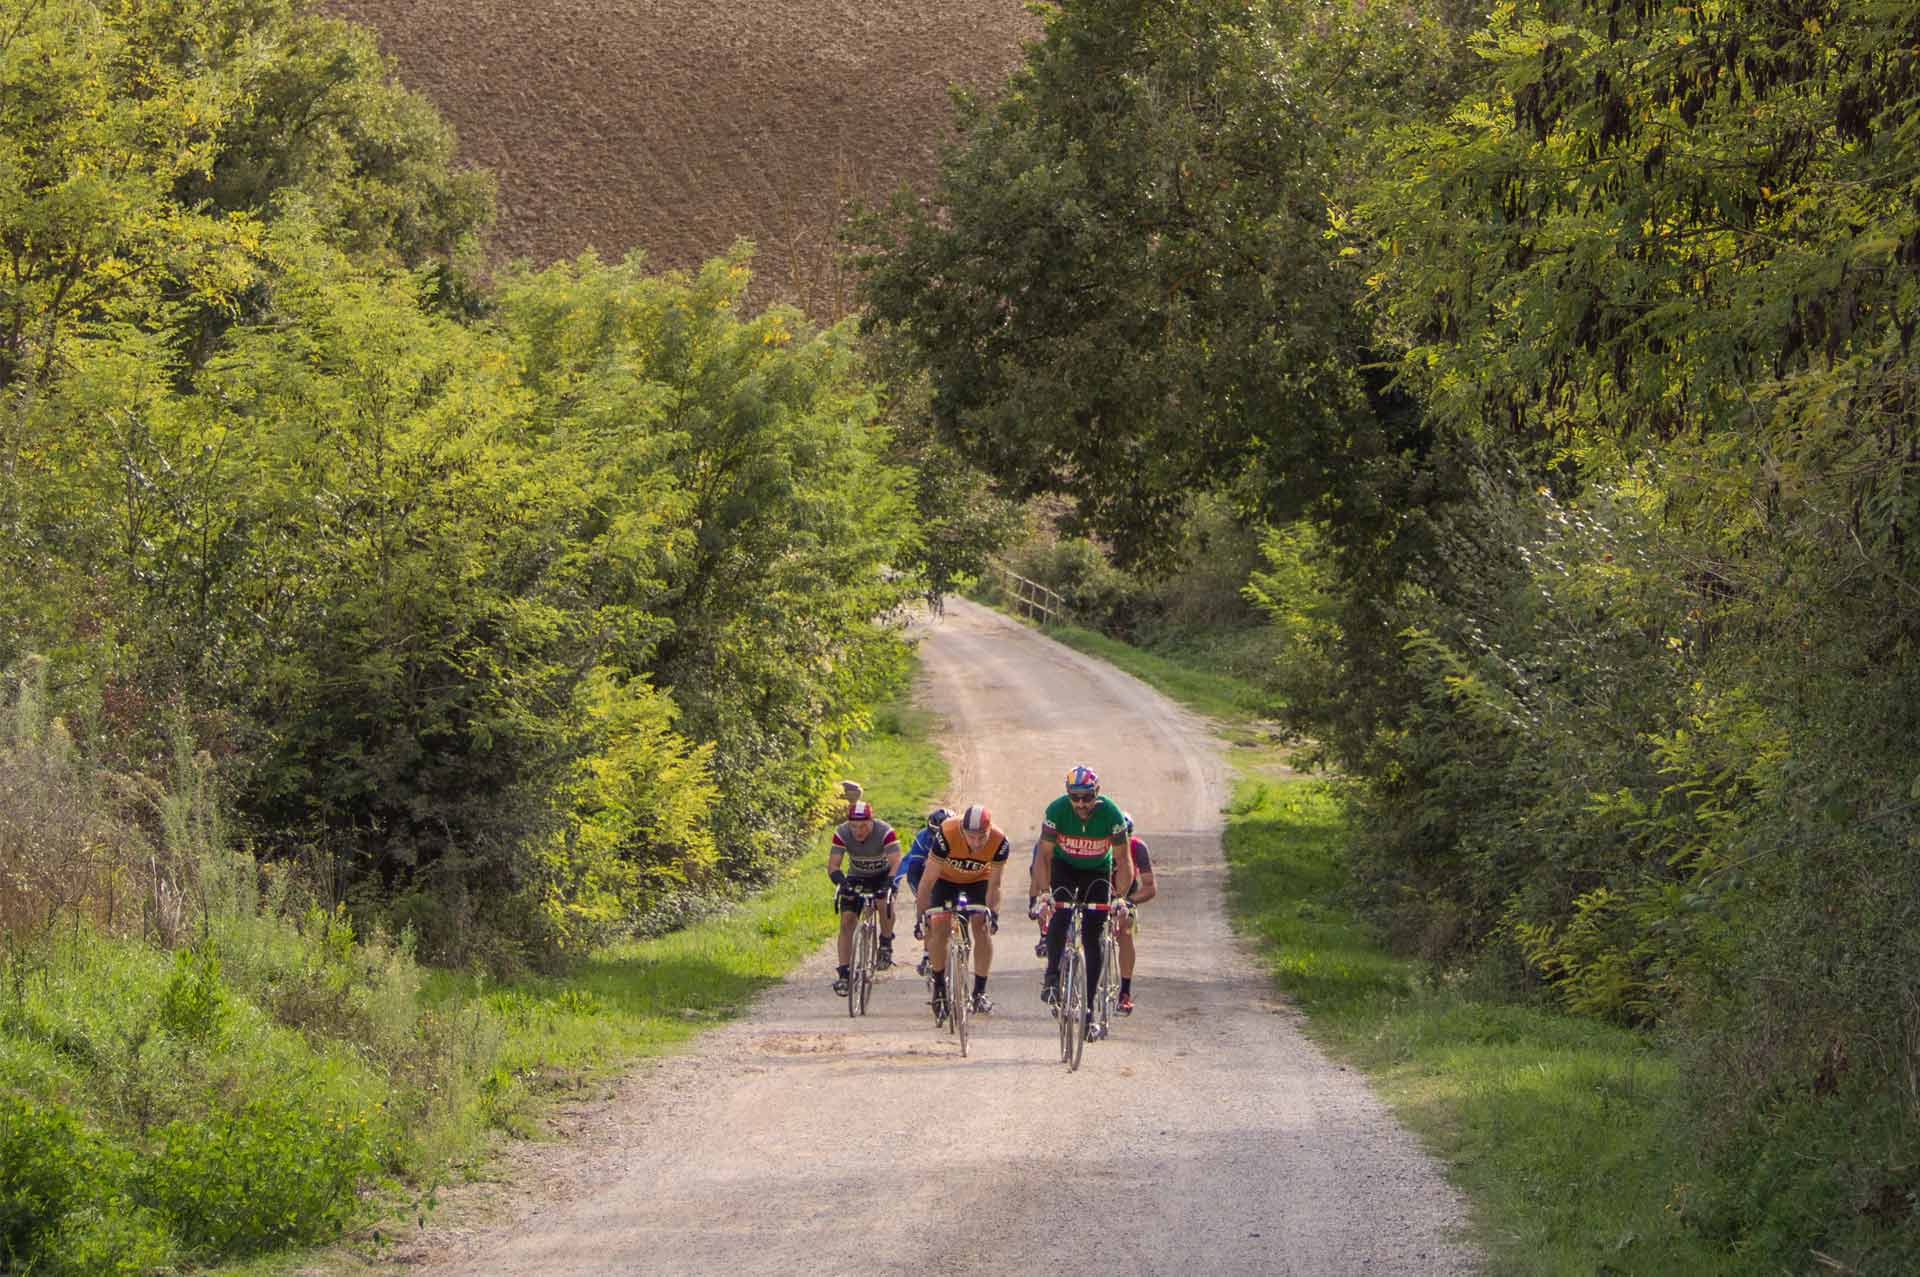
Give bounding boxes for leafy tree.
[499,248,918,877]
[850,0,1476,568]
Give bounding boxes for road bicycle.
[1044,884,1116,1071]
[921,896,992,1056]
[843,886,889,1018]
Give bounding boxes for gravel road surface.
[411,597,1479,1276]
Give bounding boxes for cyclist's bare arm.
[1032,833,1058,898]
[1110,834,1134,900]
[1129,868,1158,905]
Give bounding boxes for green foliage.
[0,1093,90,1268]
[0,1094,174,1275]
[1225,774,1738,1275]
[156,945,231,1043]
[850,0,1443,566]
[137,1089,382,1257]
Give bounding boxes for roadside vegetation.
[0,670,945,1275]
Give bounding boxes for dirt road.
[414,598,1478,1275]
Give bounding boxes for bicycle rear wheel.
[1061,943,1086,1070]
[1094,927,1117,1039]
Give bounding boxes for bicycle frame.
[843,888,888,1018]
[1046,883,1116,1070]
[922,898,991,1055]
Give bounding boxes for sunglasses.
[1067,793,1098,805]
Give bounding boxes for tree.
[850,0,1475,567]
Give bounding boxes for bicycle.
[921,896,992,1056]
[843,886,888,1018]
[1043,884,1116,1071]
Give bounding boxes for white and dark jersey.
[833,819,900,876]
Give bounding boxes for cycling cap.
[847,800,874,821]
[927,807,951,828]
[1122,810,1134,835]
[1064,764,1100,795]
[960,804,992,833]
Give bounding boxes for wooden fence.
[991,561,1065,624]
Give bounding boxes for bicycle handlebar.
[923,901,993,917]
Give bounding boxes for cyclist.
[914,803,1009,1018]
[828,799,900,994]
[897,806,950,976]
[1113,812,1158,1015]
[1032,765,1133,1024]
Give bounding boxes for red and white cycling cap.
[960,804,992,833]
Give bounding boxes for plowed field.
[321,0,1040,318]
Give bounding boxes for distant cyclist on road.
[829,800,900,994]
[1113,812,1158,1015]
[897,806,950,976]
[1032,765,1133,1018]
[914,804,1009,1018]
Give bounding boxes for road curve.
[411,597,1478,1276]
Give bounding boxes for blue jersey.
[897,827,937,885]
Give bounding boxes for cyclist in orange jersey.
[914,803,1009,1017]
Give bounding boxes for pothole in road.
[752,1034,952,1063]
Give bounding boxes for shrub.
[0,1093,90,1267]
[136,1089,385,1258]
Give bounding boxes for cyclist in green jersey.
[1031,764,1134,1018]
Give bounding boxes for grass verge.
[1225,773,1730,1276]
[1036,618,1273,724]
[1046,622,1734,1275]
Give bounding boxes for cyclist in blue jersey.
[897,806,949,977]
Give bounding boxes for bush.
[137,1089,385,1258]
[0,1093,91,1267]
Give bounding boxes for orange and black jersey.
[927,817,1010,885]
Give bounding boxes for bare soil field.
[320,0,1041,318]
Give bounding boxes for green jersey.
[1042,794,1128,871]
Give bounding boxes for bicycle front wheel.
[849,918,873,1018]
[951,934,973,1056]
[1061,945,1086,1070]
[858,921,876,1016]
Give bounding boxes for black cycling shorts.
[926,877,990,913]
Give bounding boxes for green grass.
[1038,618,1274,723]
[1225,777,1732,1276]
[0,679,948,1277]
